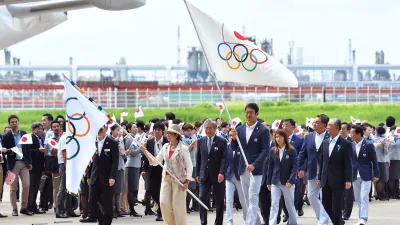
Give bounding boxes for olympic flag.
[185,1,298,87]
[64,78,109,194]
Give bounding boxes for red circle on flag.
[397,129,400,134]
[50,140,57,146]
[295,128,299,133]
[234,31,247,41]
[136,108,140,113]
[219,105,223,110]
[21,136,27,142]
[232,121,237,126]
[275,122,279,127]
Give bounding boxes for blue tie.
[208,137,212,154]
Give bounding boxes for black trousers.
[27,169,42,211]
[39,173,53,208]
[149,176,162,216]
[89,179,113,225]
[322,185,344,225]
[199,179,225,225]
[343,185,354,218]
[259,185,272,224]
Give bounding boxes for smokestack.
[352,50,356,64]
[69,57,73,65]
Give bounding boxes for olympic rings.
[226,52,240,70]
[217,41,268,71]
[66,136,80,160]
[66,97,86,120]
[67,113,91,137]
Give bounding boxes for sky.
[1,0,399,66]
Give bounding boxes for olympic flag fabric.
[64,78,109,194]
[185,1,298,87]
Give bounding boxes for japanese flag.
[216,102,224,116]
[231,117,241,128]
[294,126,303,136]
[306,117,315,129]
[48,139,58,149]
[179,122,185,129]
[395,127,400,136]
[272,120,281,130]
[120,112,129,123]
[350,116,360,125]
[134,106,144,118]
[18,134,32,145]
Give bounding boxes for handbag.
[44,155,59,173]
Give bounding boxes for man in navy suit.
[318,118,353,225]
[297,114,330,225]
[196,119,227,225]
[279,119,304,221]
[231,103,270,225]
[350,125,379,225]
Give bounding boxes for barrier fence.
[1,86,400,110]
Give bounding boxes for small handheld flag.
[135,106,144,118]
[18,134,32,145]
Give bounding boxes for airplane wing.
[6,0,92,18]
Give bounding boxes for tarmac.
[0,183,399,225]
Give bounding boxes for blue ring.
[217,42,232,60]
[66,97,86,120]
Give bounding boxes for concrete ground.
[0,183,399,225]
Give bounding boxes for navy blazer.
[297,131,330,180]
[26,134,45,172]
[225,142,240,181]
[266,146,297,185]
[231,122,270,176]
[352,139,380,182]
[290,134,304,155]
[318,136,353,189]
[1,130,31,171]
[196,135,227,183]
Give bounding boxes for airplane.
[0,0,146,50]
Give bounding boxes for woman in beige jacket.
[141,124,193,225]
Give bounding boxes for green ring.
[66,136,80,160]
[241,53,257,72]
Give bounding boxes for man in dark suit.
[26,122,46,214]
[1,115,33,216]
[142,122,168,221]
[340,122,354,220]
[231,103,270,225]
[80,126,119,225]
[350,125,379,225]
[318,118,353,225]
[298,114,330,225]
[196,119,227,225]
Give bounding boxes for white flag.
[17,134,33,145]
[64,78,109,194]
[120,112,129,124]
[231,117,241,128]
[135,106,144,118]
[185,1,298,87]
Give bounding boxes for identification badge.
[286,155,289,159]
[254,138,258,142]
[363,153,366,157]
[104,149,110,152]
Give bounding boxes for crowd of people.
[0,103,399,225]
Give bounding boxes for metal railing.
[0,86,399,110]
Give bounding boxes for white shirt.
[245,122,258,143]
[279,145,286,161]
[315,131,327,150]
[329,134,340,157]
[355,138,364,178]
[154,137,163,156]
[288,134,293,142]
[98,136,106,157]
[58,134,67,164]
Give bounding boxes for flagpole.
[62,74,209,210]
[183,0,255,183]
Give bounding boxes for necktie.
[208,138,212,154]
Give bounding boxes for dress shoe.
[56,213,69,218]
[20,208,33,216]
[12,209,18,216]
[298,209,304,216]
[156,216,163,221]
[67,212,80,217]
[80,217,97,223]
[343,217,349,220]
[0,213,7,218]
[36,208,46,214]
